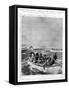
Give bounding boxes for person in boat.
[50,52,57,65]
[53,53,57,60]
[42,54,47,69]
[47,53,57,65]
[29,52,35,62]
[43,55,47,62]
[32,53,35,62]
[35,53,39,63]
[47,56,52,65]
[39,53,43,64]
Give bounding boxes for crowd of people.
[29,52,57,66]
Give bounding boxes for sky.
[22,16,63,49]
